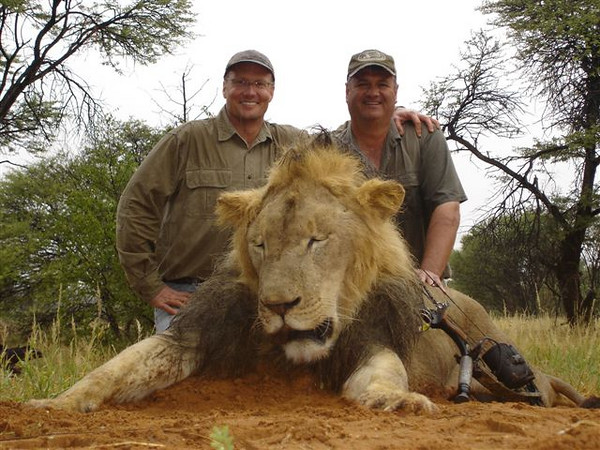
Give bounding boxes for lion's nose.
[264,296,301,317]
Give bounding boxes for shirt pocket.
[394,170,419,189]
[184,169,232,216]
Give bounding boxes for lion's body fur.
[28,139,597,413]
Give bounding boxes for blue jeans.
[154,281,197,334]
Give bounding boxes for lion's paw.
[358,390,438,414]
[27,397,99,413]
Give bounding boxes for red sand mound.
[1,373,599,449]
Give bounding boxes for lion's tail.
[548,375,600,408]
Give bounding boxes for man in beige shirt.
[117,50,438,332]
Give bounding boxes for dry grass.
[493,314,600,396]
[0,317,134,402]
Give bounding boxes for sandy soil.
[1,372,599,450]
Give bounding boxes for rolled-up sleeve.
[419,129,467,213]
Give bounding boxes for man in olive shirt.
[335,49,467,288]
[117,50,439,333]
[117,50,304,332]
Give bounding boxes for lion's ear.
[216,190,261,228]
[356,179,405,220]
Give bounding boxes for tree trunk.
[101,288,122,339]
[555,229,585,325]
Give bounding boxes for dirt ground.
[1,372,599,450]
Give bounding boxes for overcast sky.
[86,0,490,128]
[72,0,502,242]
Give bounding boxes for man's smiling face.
[346,67,398,123]
[223,62,275,126]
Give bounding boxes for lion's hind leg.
[342,347,438,414]
[541,372,600,407]
[28,333,199,413]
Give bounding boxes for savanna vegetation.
[1,118,167,341]
[1,0,195,342]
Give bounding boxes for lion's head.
[216,138,417,364]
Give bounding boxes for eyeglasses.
[227,78,274,91]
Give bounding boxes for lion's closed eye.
[307,236,328,251]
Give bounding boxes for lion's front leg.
[28,333,199,413]
[342,347,437,414]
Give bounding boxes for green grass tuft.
[210,425,234,450]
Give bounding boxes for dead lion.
[28,138,598,413]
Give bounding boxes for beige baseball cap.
[224,50,275,79]
[347,49,396,80]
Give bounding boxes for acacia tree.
[423,0,600,324]
[0,0,194,155]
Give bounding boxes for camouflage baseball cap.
[224,50,275,79]
[347,49,396,80]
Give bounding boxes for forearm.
[420,202,460,277]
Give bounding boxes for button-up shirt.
[116,107,302,302]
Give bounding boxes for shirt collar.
[216,106,273,147]
[335,119,399,176]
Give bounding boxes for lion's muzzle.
[260,293,335,346]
